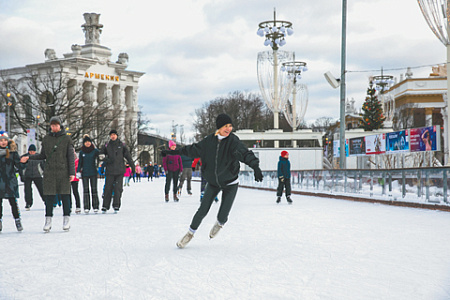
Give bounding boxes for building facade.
[0,13,144,154]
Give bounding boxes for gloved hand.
[279,176,284,182]
[76,172,82,179]
[254,167,263,182]
[20,176,25,183]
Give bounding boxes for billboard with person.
[410,126,440,152]
[365,134,386,155]
[348,137,365,156]
[386,130,409,153]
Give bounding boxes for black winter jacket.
[180,133,259,188]
[21,153,44,179]
[0,141,24,198]
[29,128,75,195]
[100,139,135,176]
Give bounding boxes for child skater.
[169,114,263,248]
[0,132,24,232]
[276,150,292,204]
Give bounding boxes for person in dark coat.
[20,116,75,232]
[178,155,194,196]
[148,163,154,181]
[172,114,263,248]
[20,144,45,210]
[163,140,182,202]
[0,132,24,232]
[276,150,292,204]
[99,129,134,213]
[78,134,100,213]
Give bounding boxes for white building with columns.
[0,13,144,154]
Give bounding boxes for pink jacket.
[124,166,132,177]
[135,165,142,174]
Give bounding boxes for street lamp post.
[257,8,294,148]
[372,68,394,93]
[6,92,12,135]
[36,115,40,151]
[339,0,347,169]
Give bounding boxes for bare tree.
[0,65,121,149]
[393,103,418,131]
[123,107,151,160]
[311,116,334,132]
[193,91,274,141]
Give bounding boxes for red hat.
[281,150,288,157]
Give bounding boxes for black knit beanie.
[83,134,92,144]
[109,129,118,136]
[216,113,233,129]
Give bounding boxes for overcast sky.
[0,0,445,141]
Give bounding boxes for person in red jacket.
[163,140,182,202]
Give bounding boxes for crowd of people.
[1,113,294,249]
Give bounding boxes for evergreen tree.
[360,83,385,131]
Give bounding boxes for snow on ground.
[1,177,450,300]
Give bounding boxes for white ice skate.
[177,231,194,248]
[209,221,223,239]
[43,217,52,232]
[63,216,70,231]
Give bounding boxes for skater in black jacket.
[0,132,25,232]
[171,114,263,248]
[99,129,134,213]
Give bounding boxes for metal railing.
[238,168,450,205]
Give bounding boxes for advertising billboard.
[348,137,365,156]
[333,140,349,157]
[386,130,409,153]
[365,134,386,155]
[410,126,440,152]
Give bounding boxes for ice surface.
[1,177,450,299]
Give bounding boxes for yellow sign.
[84,72,119,82]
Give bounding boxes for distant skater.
[276,150,292,204]
[163,141,182,202]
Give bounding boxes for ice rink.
[1,177,450,299]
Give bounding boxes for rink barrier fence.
[233,168,450,212]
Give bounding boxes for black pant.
[45,194,71,217]
[82,176,99,210]
[136,173,141,182]
[24,177,44,207]
[148,172,153,181]
[103,174,124,210]
[71,181,81,208]
[0,198,20,219]
[277,178,291,197]
[165,171,180,194]
[190,183,238,230]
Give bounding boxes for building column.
[442,107,448,165]
[425,107,433,127]
[119,86,127,135]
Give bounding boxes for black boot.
[286,196,293,204]
[276,196,281,203]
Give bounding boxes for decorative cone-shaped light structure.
[257,50,294,119]
[418,0,450,164]
[281,55,308,131]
